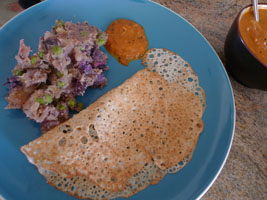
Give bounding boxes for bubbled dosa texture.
[21,49,205,200]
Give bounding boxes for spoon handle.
[251,0,259,22]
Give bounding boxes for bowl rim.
[236,3,267,68]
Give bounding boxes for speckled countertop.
[1,0,267,199]
[152,0,267,199]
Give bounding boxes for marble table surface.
[1,0,266,199]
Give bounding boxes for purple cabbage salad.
[5,20,109,133]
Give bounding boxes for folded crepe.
[21,48,205,200]
[142,48,205,108]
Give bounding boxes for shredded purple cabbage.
[4,76,22,89]
[78,61,93,74]
[73,79,87,96]
[92,49,108,68]
[5,20,109,133]
[93,73,106,86]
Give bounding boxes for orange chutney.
[239,7,267,65]
[105,19,148,66]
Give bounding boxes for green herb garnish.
[80,47,85,51]
[56,20,64,27]
[31,56,37,65]
[14,69,23,76]
[67,99,76,108]
[57,104,66,111]
[56,80,66,88]
[52,46,63,56]
[97,33,106,46]
[81,31,87,37]
[53,20,65,30]
[36,97,45,105]
[38,51,44,58]
[56,71,64,78]
[77,102,84,110]
[45,94,53,104]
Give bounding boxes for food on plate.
[21,48,205,199]
[105,19,148,66]
[38,160,168,199]
[142,48,206,108]
[238,6,267,65]
[5,20,109,132]
[142,48,206,175]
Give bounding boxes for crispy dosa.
[21,68,203,193]
[142,48,206,109]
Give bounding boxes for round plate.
[0,0,235,199]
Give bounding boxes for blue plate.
[0,0,235,199]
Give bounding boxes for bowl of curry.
[224,4,267,90]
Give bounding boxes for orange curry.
[239,7,267,65]
[105,19,148,66]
